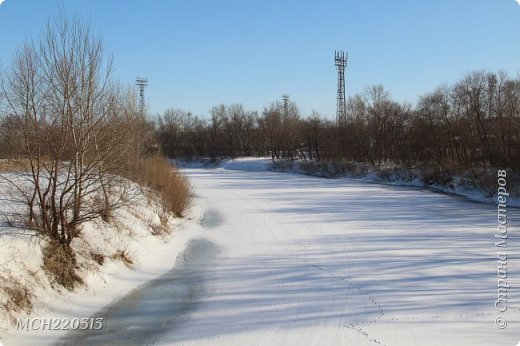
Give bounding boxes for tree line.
[155,71,520,171]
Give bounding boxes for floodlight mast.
[334,51,348,126]
[136,77,148,117]
[282,94,290,117]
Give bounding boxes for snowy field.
[3,164,520,345]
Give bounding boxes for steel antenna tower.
[282,94,290,117]
[136,77,148,116]
[334,50,348,126]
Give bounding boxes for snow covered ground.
[155,166,520,346]
[216,157,520,208]
[3,163,520,345]
[0,180,207,346]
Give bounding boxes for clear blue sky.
[1,0,519,119]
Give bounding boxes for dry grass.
[2,277,33,323]
[90,252,105,266]
[140,156,191,217]
[42,241,84,290]
[0,159,32,172]
[148,210,171,236]
[111,248,133,268]
[149,223,167,236]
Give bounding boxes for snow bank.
[171,157,275,172]
[212,157,520,207]
[0,180,204,346]
[221,158,274,172]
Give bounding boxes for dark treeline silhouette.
[154,70,520,172]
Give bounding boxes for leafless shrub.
[0,14,122,245]
[0,13,154,288]
[463,168,520,198]
[421,165,456,186]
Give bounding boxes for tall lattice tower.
[136,77,148,116]
[334,50,348,125]
[282,94,290,117]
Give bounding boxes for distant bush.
[298,160,368,177]
[376,166,416,182]
[462,168,520,198]
[420,165,456,186]
[272,160,294,172]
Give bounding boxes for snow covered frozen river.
[59,167,520,345]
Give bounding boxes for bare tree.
[0,14,139,288]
